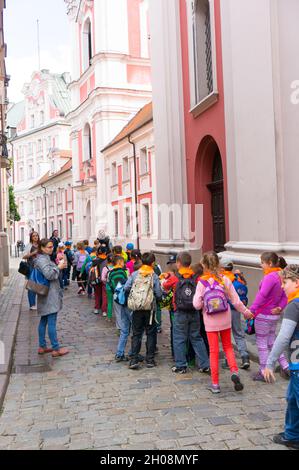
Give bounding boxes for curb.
[0,271,25,410]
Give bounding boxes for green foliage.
[8,185,20,223]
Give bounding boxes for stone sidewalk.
[0,258,24,408]
[0,278,292,450]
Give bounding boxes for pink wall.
[179,0,229,252]
[127,0,141,57]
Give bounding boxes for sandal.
[38,347,53,355]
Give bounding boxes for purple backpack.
[200,279,228,315]
[77,253,87,270]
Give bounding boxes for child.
[193,251,253,394]
[126,249,141,275]
[81,248,97,299]
[108,255,129,330]
[64,241,74,287]
[125,252,162,369]
[221,260,250,370]
[91,246,108,315]
[263,265,299,450]
[83,239,93,255]
[160,261,178,359]
[250,252,289,382]
[126,243,134,262]
[102,254,114,321]
[163,252,209,375]
[56,242,67,289]
[74,242,88,294]
[113,245,128,263]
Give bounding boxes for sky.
[4,0,71,103]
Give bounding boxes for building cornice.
[11,121,71,142]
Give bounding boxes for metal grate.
[205,3,213,94]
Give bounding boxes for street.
[0,269,290,450]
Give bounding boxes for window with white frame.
[19,166,24,183]
[142,203,150,236]
[192,0,214,104]
[50,221,54,235]
[30,115,35,129]
[68,218,73,239]
[83,17,93,71]
[40,111,44,126]
[125,206,131,237]
[83,123,92,161]
[114,210,119,237]
[111,162,117,186]
[37,139,42,152]
[28,164,34,180]
[58,219,62,237]
[28,142,33,155]
[140,147,148,175]
[122,156,129,182]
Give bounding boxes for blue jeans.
[38,313,60,351]
[28,289,36,308]
[285,370,299,441]
[116,307,132,357]
[173,310,210,369]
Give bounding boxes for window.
[20,227,25,243]
[68,219,73,239]
[30,115,35,128]
[20,201,24,216]
[19,166,24,183]
[28,143,33,155]
[83,18,93,71]
[114,210,119,237]
[40,111,44,125]
[83,123,92,161]
[43,223,47,238]
[28,164,34,180]
[37,224,40,235]
[140,147,148,175]
[48,136,52,150]
[37,163,41,177]
[59,220,62,237]
[122,157,129,182]
[50,221,54,235]
[142,204,150,236]
[38,139,42,152]
[193,0,213,103]
[125,207,131,237]
[111,162,117,186]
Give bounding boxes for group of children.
[50,239,299,449]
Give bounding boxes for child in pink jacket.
[193,252,253,394]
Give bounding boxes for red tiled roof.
[102,101,153,151]
[30,159,72,189]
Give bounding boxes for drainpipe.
[128,135,140,251]
[41,184,48,238]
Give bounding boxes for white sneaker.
[30,305,37,311]
[94,309,100,314]
[102,312,107,317]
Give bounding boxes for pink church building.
[65,0,152,242]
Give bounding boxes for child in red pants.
[193,252,253,394]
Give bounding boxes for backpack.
[77,253,87,271]
[200,279,229,315]
[113,282,127,306]
[128,273,154,312]
[108,268,128,293]
[175,274,197,312]
[88,266,101,287]
[233,274,248,306]
[25,268,50,296]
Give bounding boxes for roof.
[102,101,153,152]
[30,159,72,190]
[7,101,25,128]
[49,73,72,116]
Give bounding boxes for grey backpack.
[128,273,154,311]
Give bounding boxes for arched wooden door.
[207,150,226,252]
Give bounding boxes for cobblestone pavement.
[0,278,291,450]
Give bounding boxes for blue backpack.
[233,274,248,306]
[26,268,50,296]
[113,282,128,306]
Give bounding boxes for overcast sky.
[4,0,71,103]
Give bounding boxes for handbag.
[245,318,255,335]
[18,261,30,277]
[25,268,50,296]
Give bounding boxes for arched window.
[83,18,93,71]
[193,0,213,103]
[83,123,92,161]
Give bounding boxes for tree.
[8,185,20,223]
